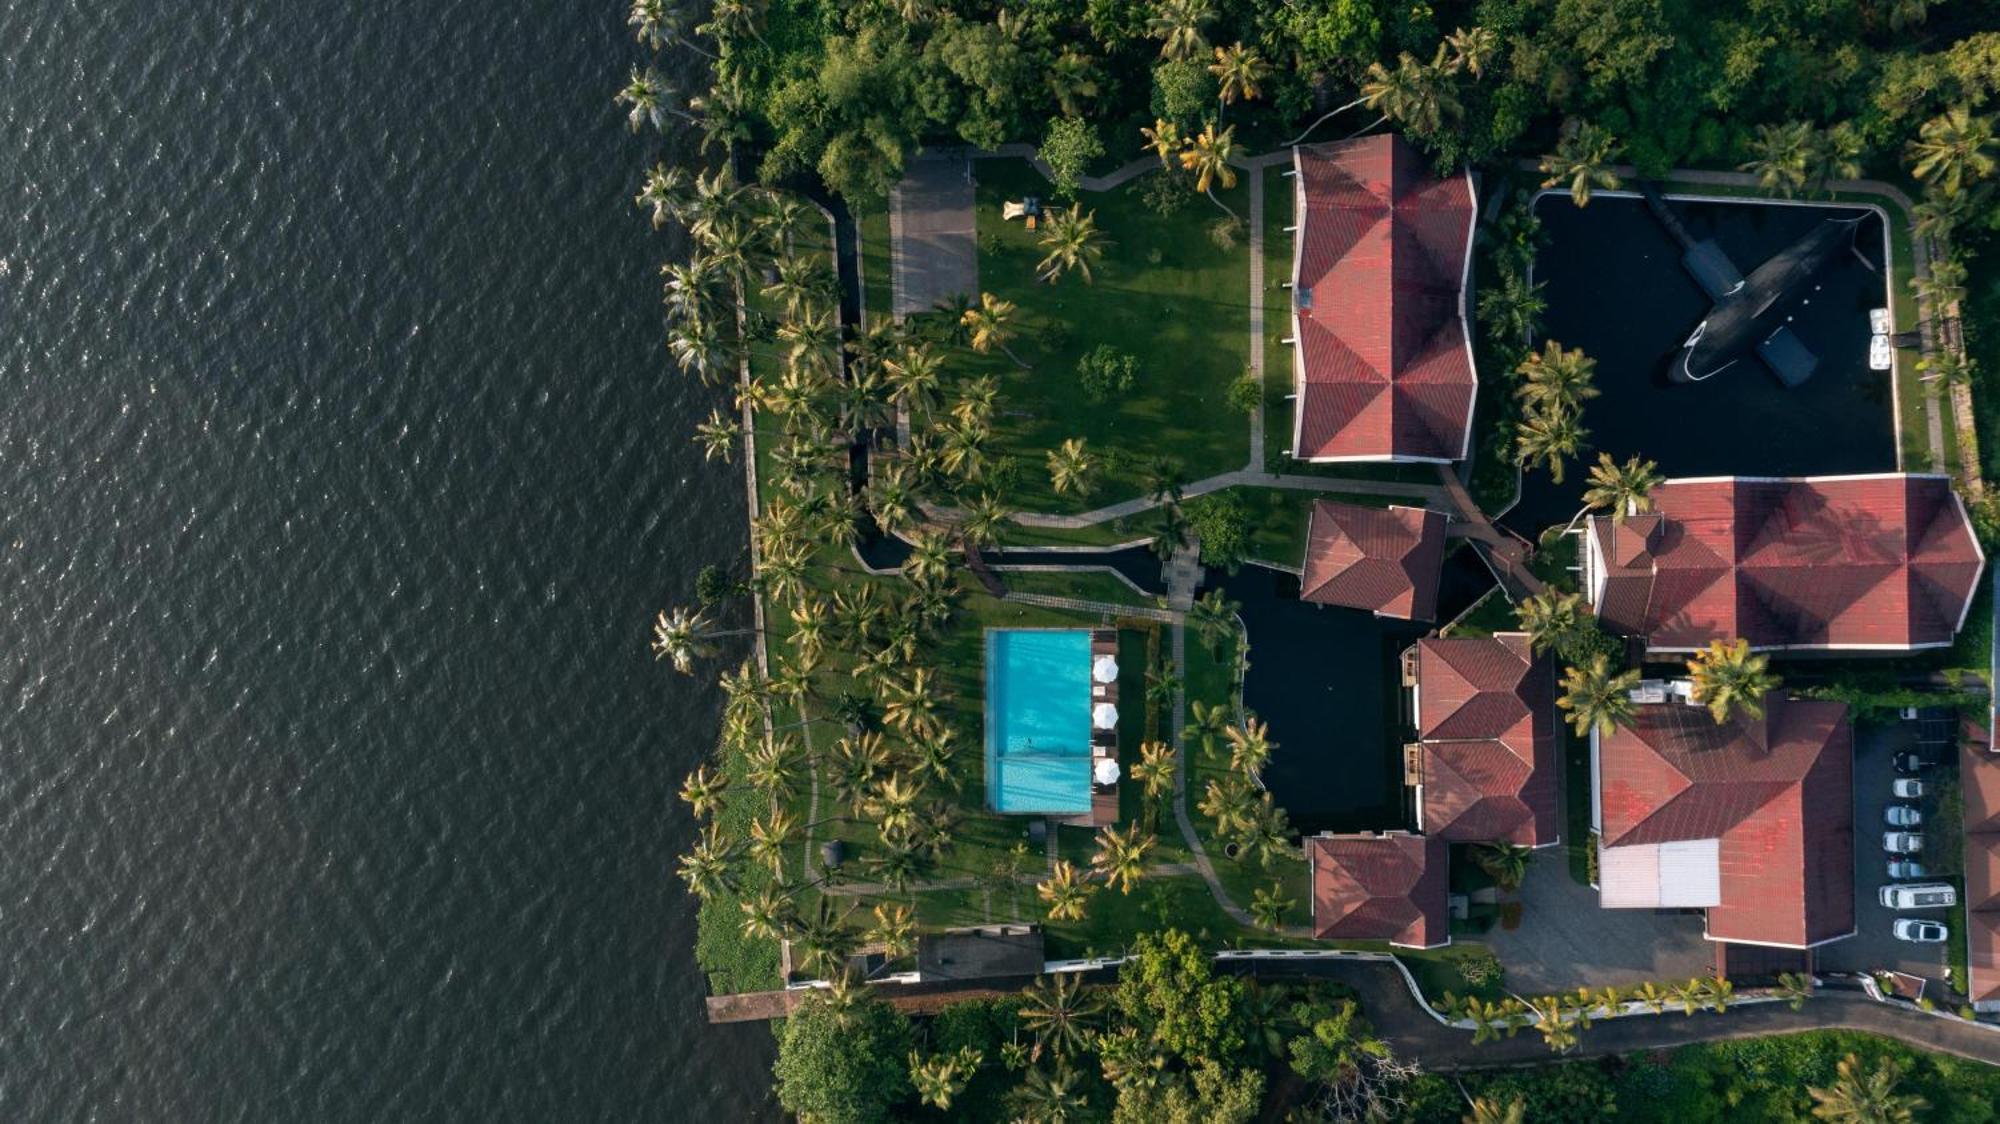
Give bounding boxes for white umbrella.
[1092,655,1119,684]
[1094,758,1121,786]
[1092,702,1119,730]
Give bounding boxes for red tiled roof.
[1301,500,1446,620]
[1597,694,1853,948]
[1415,635,1560,846]
[1290,135,1475,461]
[1587,475,1985,651]
[1966,741,2000,1005]
[1965,739,2000,835]
[1309,832,1449,947]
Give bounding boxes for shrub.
[1038,115,1103,200]
[1135,170,1193,218]
[1039,320,1075,353]
[1151,59,1214,125]
[1077,344,1140,403]
[695,563,734,605]
[1208,215,1243,251]
[1226,372,1261,413]
[774,990,914,1123]
[1183,491,1251,572]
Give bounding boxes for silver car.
[1885,805,1922,828]
[1887,859,1928,879]
[1884,832,1923,854]
[1893,918,1947,943]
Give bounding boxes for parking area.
[1817,719,1955,983]
[1483,851,1713,994]
[888,155,977,320]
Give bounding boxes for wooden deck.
[706,981,1041,1024]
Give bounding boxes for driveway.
[888,155,977,319]
[1481,851,1713,994]
[1818,721,1952,984]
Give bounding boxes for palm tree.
[652,606,753,673]
[1187,699,1231,758]
[1808,1052,1928,1123]
[1188,589,1240,656]
[761,252,833,318]
[1374,48,1462,135]
[636,162,692,229]
[1465,1096,1526,1124]
[1808,121,1867,192]
[1129,740,1176,828]
[1036,206,1109,285]
[739,883,794,941]
[1539,119,1625,206]
[1178,122,1243,220]
[1046,48,1102,117]
[1918,255,1969,315]
[1671,977,1707,1015]
[702,0,770,48]
[788,896,858,979]
[1250,882,1295,930]
[1018,974,1105,1056]
[882,343,945,418]
[1225,718,1274,779]
[1919,351,1977,389]
[1516,590,1586,658]
[1515,408,1589,483]
[1703,975,1734,1013]
[1146,0,1214,60]
[1525,995,1578,1053]
[1238,792,1294,867]
[1012,1065,1088,1123]
[960,491,1012,549]
[1907,106,1997,197]
[1558,654,1640,737]
[1209,42,1270,109]
[692,408,741,465]
[1444,26,1499,78]
[693,76,753,155]
[747,809,797,878]
[1740,121,1814,198]
[678,763,729,821]
[1471,841,1533,892]
[777,306,841,379]
[1686,638,1780,725]
[880,667,945,737]
[615,66,687,133]
[1632,981,1670,1014]
[1476,271,1546,346]
[908,1046,981,1111]
[1091,822,1156,894]
[1140,118,1184,166]
[1037,859,1097,921]
[1911,186,1981,243]
[1582,452,1663,520]
[1515,340,1599,417]
[961,292,1029,368]
[865,902,917,959]
[676,824,739,901]
[1046,437,1097,498]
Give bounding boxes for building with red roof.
[1411,635,1560,847]
[1583,474,1984,654]
[1592,692,1853,949]
[1289,134,1477,462]
[1301,499,1446,620]
[1962,735,2000,1012]
[1308,832,1449,947]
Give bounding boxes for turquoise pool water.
[984,629,1093,814]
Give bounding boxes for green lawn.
[961,159,1252,510]
[857,208,893,322]
[995,568,1163,609]
[994,517,1157,549]
[1964,231,1999,484]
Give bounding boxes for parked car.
[1893,918,1948,943]
[1885,805,1923,828]
[1893,752,1925,774]
[1887,859,1929,879]
[1884,832,1924,854]
[1892,778,1925,799]
[1879,883,1958,909]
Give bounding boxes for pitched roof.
[1586,475,1985,651]
[1414,635,1560,846]
[1964,739,2000,835]
[1301,500,1446,620]
[1309,832,1449,948]
[1965,740,2000,1005]
[1290,134,1475,461]
[1597,694,1854,948]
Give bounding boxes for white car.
[1893,918,1948,943]
[1885,805,1922,828]
[1879,883,1957,910]
[1884,832,1924,854]
[1887,859,1928,880]
[1892,778,1925,799]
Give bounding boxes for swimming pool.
[984,629,1093,814]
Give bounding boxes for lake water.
[0,1,778,1119]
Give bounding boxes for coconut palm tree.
[1209,42,1270,109]
[1808,121,1867,192]
[1225,718,1274,779]
[1044,437,1097,498]
[1515,408,1589,483]
[1671,978,1707,1015]
[747,808,797,878]
[1250,882,1295,930]
[1091,822,1156,894]
[788,896,858,979]
[1238,793,1294,867]
[1465,1096,1526,1124]
[881,667,945,737]
[667,318,732,385]
[1809,1052,1928,1123]
[1516,340,1599,417]
[1444,25,1499,78]
[901,529,954,587]
[652,606,753,673]
[1687,639,1780,724]
[1632,981,1670,1014]
[746,739,803,810]
[961,292,1029,368]
[1558,654,1640,737]
[1178,122,1243,220]
[1035,206,1109,285]
[1146,0,1214,60]
[1740,121,1814,198]
[676,824,739,901]
[1046,47,1102,117]
[1918,255,1970,315]
[1477,270,1546,346]
[1582,452,1663,520]
[1012,1065,1088,1122]
[952,375,999,429]
[701,0,770,48]
[1140,118,1185,166]
[1703,975,1735,1013]
[1472,841,1533,891]
[1130,740,1176,828]
[864,901,917,960]
[636,162,693,229]
[1018,973,1104,1055]
[1188,589,1240,657]
[678,763,730,821]
[1376,47,1462,135]
[615,66,688,133]
[739,883,794,941]
[909,1046,981,1111]
[960,491,1012,549]
[1187,698,1231,757]
[777,306,841,379]
[692,76,753,155]
[883,343,946,418]
[693,409,741,464]
[940,421,990,484]
[1539,120,1625,206]
[1525,995,1578,1053]
[1037,859,1097,921]
[1907,106,1997,196]
[761,252,833,318]
[1911,186,1981,243]
[1919,350,1978,389]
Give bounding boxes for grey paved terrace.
[1481,850,1713,994]
[889,155,977,320]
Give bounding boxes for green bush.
[774,990,914,1123]
[1077,344,1140,403]
[1183,491,1251,572]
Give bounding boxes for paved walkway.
[1003,591,1177,623]
[889,155,977,319]
[1432,465,1545,599]
[1480,853,1711,994]
[1167,621,1258,929]
[1010,471,1446,529]
[1248,163,1268,470]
